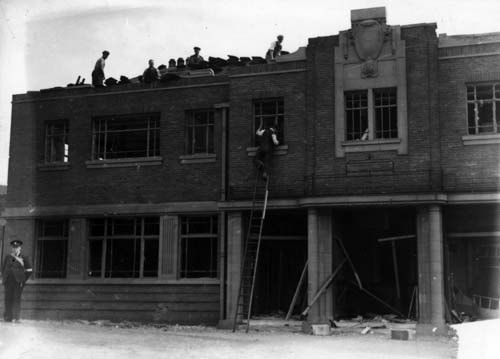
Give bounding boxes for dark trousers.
[254,150,272,176]
[3,274,23,321]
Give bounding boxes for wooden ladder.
[232,173,270,332]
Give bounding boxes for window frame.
[185,109,215,155]
[179,215,218,279]
[91,113,160,160]
[87,217,160,279]
[253,98,285,146]
[44,120,69,164]
[466,83,500,135]
[344,87,398,142]
[36,219,69,278]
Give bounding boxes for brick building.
[1,7,499,333]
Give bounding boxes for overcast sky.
[1,0,500,185]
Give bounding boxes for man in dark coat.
[254,125,280,179]
[186,46,205,69]
[2,240,32,322]
[142,59,160,83]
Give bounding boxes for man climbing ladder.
[254,125,279,180]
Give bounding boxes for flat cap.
[10,240,23,247]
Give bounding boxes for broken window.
[345,87,398,141]
[345,91,368,140]
[92,114,160,160]
[88,217,159,278]
[44,120,69,163]
[253,98,284,145]
[185,110,215,154]
[37,219,68,278]
[467,84,500,134]
[180,215,218,278]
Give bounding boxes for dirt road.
[0,320,456,359]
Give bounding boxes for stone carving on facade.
[346,18,392,78]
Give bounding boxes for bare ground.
[0,319,457,359]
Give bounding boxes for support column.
[416,204,446,334]
[306,208,333,327]
[307,208,320,323]
[160,215,178,279]
[68,218,87,279]
[218,211,243,327]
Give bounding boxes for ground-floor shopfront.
[1,196,498,332]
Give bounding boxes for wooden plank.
[392,241,401,300]
[21,301,219,312]
[23,292,220,303]
[286,260,308,320]
[302,259,346,316]
[24,284,219,294]
[334,235,362,288]
[377,234,415,243]
[446,231,500,238]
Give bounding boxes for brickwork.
[9,84,228,207]
[7,23,499,209]
[227,67,307,198]
[438,52,500,193]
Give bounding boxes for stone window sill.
[85,156,163,168]
[246,145,289,157]
[37,162,71,171]
[341,138,401,153]
[179,153,216,164]
[462,134,500,145]
[30,277,220,285]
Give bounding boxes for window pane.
[374,88,397,139]
[496,101,500,133]
[477,102,494,133]
[37,240,67,278]
[467,85,475,101]
[144,217,159,235]
[468,103,477,135]
[186,111,214,154]
[45,120,69,163]
[476,85,493,100]
[88,239,103,277]
[181,217,216,234]
[112,218,136,236]
[345,91,368,140]
[41,220,68,237]
[89,219,106,236]
[180,216,218,278]
[143,239,159,277]
[181,237,217,278]
[105,238,140,278]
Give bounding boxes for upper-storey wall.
[305,17,440,196]
[438,36,500,193]
[7,79,229,208]
[227,61,307,199]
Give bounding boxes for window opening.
[253,98,284,145]
[180,215,218,278]
[467,84,500,134]
[44,120,69,163]
[37,219,68,278]
[92,114,160,160]
[88,217,159,278]
[185,110,215,154]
